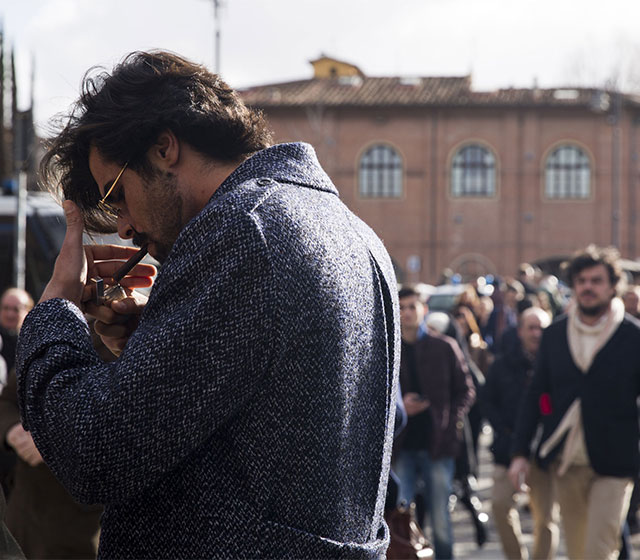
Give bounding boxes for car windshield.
[427,293,459,312]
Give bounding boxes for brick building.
[240,56,640,284]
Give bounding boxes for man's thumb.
[63,200,84,240]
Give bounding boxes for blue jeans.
[395,449,455,559]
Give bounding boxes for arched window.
[451,144,496,197]
[358,144,403,198]
[545,145,591,199]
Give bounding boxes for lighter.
[94,246,149,305]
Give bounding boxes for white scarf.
[539,297,624,475]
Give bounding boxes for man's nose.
[116,214,135,240]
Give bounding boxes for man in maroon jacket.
[395,286,475,559]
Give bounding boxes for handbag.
[384,502,434,559]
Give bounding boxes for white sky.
[1,0,640,132]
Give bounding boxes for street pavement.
[448,426,640,559]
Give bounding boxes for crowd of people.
[392,247,640,560]
[4,247,640,560]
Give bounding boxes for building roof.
[240,76,473,108]
[240,74,640,111]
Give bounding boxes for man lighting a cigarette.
[15,51,400,559]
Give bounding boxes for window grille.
[545,145,591,199]
[451,145,496,197]
[358,144,403,198]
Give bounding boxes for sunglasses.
[97,161,128,218]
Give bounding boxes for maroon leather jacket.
[398,331,475,459]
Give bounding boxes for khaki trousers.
[553,463,632,560]
[492,463,559,560]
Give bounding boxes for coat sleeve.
[480,360,508,436]
[16,210,274,504]
[511,330,550,459]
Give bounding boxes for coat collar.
[214,142,339,198]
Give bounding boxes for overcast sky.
[2,0,640,132]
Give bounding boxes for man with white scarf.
[508,245,639,560]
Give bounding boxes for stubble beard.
[144,171,184,264]
[577,300,611,317]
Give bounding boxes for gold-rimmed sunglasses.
[97,161,128,218]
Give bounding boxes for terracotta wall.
[258,104,640,284]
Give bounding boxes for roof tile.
[240,76,638,109]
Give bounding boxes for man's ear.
[148,130,180,170]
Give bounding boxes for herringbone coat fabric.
[16,143,400,559]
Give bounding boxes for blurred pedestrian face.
[0,291,31,332]
[573,264,616,317]
[504,288,519,309]
[518,314,543,355]
[399,295,426,330]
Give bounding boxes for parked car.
[0,191,65,299]
[426,282,494,313]
[426,284,468,312]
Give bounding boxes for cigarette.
[112,245,149,284]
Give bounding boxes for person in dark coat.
[16,51,400,559]
[395,286,475,559]
[485,280,524,354]
[481,307,558,560]
[0,484,22,560]
[0,370,102,559]
[427,308,490,549]
[0,289,33,381]
[0,288,34,500]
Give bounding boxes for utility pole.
[10,45,26,291]
[212,0,221,74]
[0,27,5,184]
[13,169,26,291]
[200,0,223,73]
[10,45,15,179]
[12,49,35,292]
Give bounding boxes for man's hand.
[403,392,430,416]
[39,201,88,306]
[85,292,149,356]
[39,200,156,311]
[6,423,43,467]
[508,456,530,491]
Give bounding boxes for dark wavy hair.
[40,50,273,233]
[564,244,623,290]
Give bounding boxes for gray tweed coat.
[16,143,400,559]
